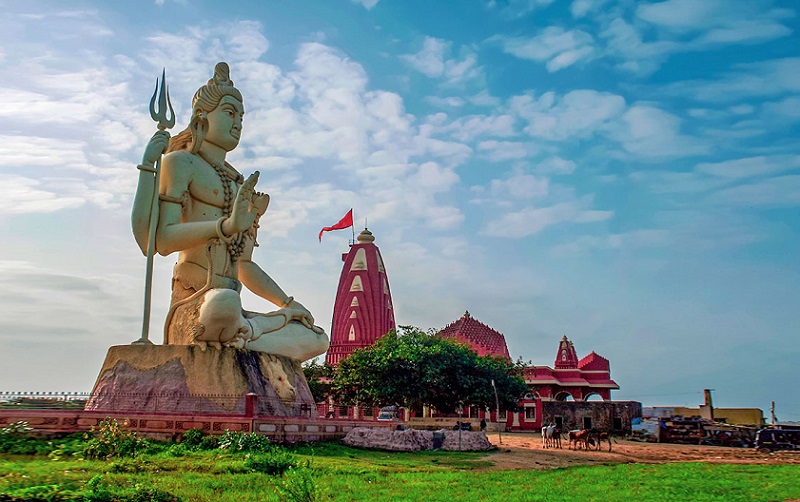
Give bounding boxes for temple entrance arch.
[585,393,603,401]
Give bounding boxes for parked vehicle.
[754,428,800,453]
[377,406,398,421]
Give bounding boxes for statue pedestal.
[85,345,317,418]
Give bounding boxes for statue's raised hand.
[140,130,170,167]
[223,171,262,235]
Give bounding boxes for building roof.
[438,310,511,360]
[578,351,610,371]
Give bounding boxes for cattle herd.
[541,424,612,452]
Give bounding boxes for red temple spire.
[325,228,396,366]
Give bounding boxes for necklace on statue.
[198,150,247,262]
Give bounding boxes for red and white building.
[325,228,396,367]
[435,311,619,431]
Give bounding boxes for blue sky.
[0,0,798,420]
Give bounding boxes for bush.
[218,430,270,452]
[244,447,299,476]
[180,429,204,449]
[276,466,322,502]
[82,418,149,460]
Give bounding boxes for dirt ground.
[480,432,800,470]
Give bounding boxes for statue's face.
[204,95,245,152]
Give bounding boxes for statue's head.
[168,62,244,154]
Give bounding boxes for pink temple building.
[435,312,619,430]
[523,336,619,402]
[438,311,511,360]
[325,229,396,366]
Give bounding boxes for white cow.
[541,424,562,449]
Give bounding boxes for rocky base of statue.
[343,427,495,452]
[85,345,317,418]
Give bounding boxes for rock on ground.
[343,427,495,451]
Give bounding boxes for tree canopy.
[331,326,527,413]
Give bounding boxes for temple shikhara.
[438,311,511,360]
[326,229,396,366]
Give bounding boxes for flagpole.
[352,208,356,244]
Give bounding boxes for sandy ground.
[479,432,800,470]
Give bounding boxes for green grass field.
[1,431,798,501]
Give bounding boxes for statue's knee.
[199,289,242,328]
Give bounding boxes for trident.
[133,69,175,345]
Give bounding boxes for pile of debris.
[343,427,495,451]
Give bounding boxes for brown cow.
[568,429,589,450]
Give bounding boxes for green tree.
[302,359,334,403]
[331,326,527,413]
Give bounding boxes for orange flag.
[319,209,353,241]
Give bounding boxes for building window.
[498,410,507,421]
[583,417,592,430]
[362,407,373,417]
[338,406,348,418]
[613,417,623,431]
[524,405,536,421]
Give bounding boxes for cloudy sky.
[0,0,798,419]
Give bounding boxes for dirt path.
[480,432,800,470]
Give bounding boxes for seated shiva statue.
[131,62,329,362]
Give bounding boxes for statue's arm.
[239,226,317,329]
[131,131,170,255]
[154,152,220,256]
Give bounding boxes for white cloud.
[485,196,612,238]
[510,89,626,141]
[708,175,800,208]
[667,58,800,102]
[599,18,677,76]
[535,156,576,175]
[0,175,86,214]
[498,27,596,72]
[762,96,800,121]
[610,105,708,159]
[695,156,800,179]
[402,37,482,84]
[490,170,549,200]
[351,0,380,9]
[485,0,554,19]
[637,0,792,44]
[570,0,607,18]
[426,96,466,108]
[592,2,794,75]
[553,229,669,255]
[478,141,531,162]
[435,113,516,142]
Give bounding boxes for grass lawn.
[2,440,799,501]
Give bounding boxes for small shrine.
[523,336,619,401]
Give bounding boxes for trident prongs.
[149,68,176,131]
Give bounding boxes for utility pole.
[491,379,502,445]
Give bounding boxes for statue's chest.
[188,167,240,215]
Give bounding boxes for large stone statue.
[130,62,329,362]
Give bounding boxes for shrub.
[218,430,270,452]
[244,447,299,476]
[0,421,40,455]
[275,466,321,502]
[180,429,204,449]
[82,418,149,460]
